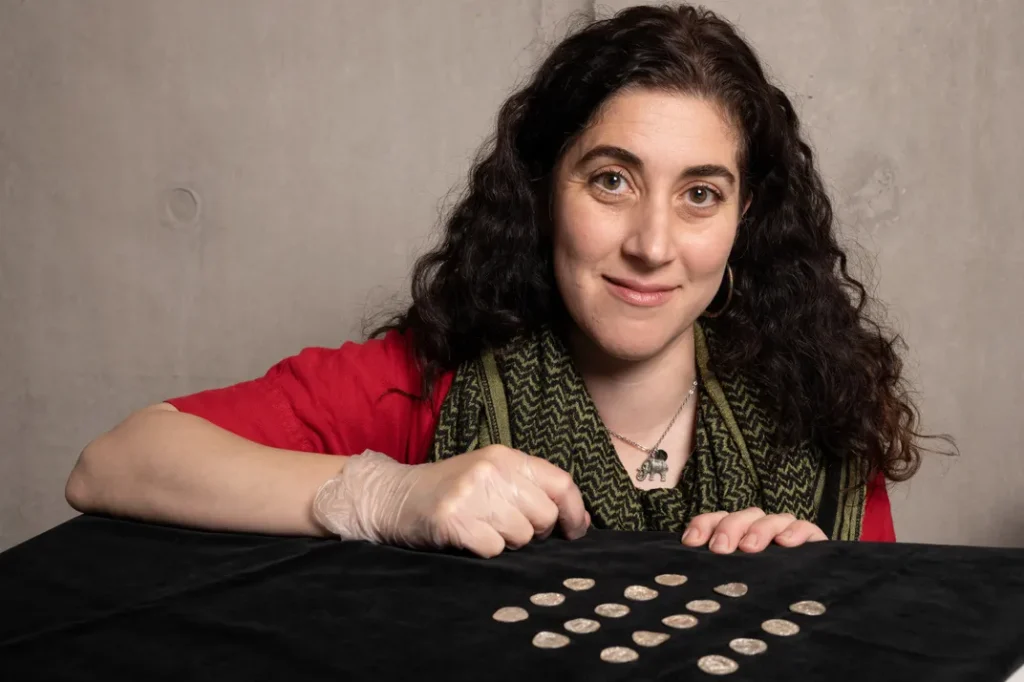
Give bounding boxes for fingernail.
[681,528,695,543]
[711,534,728,551]
[778,530,793,542]
[741,534,759,549]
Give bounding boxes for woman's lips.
[603,276,677,307]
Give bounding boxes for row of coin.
[693,601,827,675]
[492,574,826,673]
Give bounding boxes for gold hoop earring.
[702,264,734,319]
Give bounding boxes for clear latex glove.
[312,446,591,558]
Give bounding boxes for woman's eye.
[594,172,628,194]
[687,186,718,205]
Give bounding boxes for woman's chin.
[586,327,678,364]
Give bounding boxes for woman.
[65,4,938,558]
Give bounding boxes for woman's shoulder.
[166,328,454,461]
[169,328,449,421]
[288,328,451,401]
[331,328,420,376]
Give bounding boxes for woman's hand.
[313,445,591,558]
[680,507,827,553]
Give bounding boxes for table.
[2,515,1022,681]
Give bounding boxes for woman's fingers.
[477,495,537,551]
[426,448,573,555]
[509,476,561,540]
[774,520,829,547]
[681,511,729,546]
[519,455,589,540]
[682,509,829,554]
[455,519,508,558]
[738,513,796,553]
[706,507,767,554]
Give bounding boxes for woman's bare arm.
[65,403,346,536]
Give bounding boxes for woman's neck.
[569,326,698,438]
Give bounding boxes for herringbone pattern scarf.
[428,324,865,541]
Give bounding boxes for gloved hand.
[312,445,591,558]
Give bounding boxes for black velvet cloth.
[1,515,1022,681]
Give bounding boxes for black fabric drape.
[2,515,1022,681]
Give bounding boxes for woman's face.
[552,89,744,363]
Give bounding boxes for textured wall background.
[2,0,1021,550]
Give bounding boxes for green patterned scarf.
[428,323,865,541]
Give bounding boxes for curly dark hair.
[376,3,952,483]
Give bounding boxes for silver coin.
[564,618,601,634]
[530,592,565,607]
[563,577,595,592]
[713,582,749,598]
[762,618,800,636]
[492,606,529,623]
[632,630,670,647]
[655,573,688,587]
[624,585,659,601]
[662,613,699,629]
[729,637,768,656]
[600,646,639,663]
[686,599,721,614]
[532,631,570,649]
[790,600,827,616]
[697,654,739,675]
[594,603,630,618]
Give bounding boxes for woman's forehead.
[568,89,741,174]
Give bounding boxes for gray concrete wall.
[2,0,1021,550]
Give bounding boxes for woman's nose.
[622,197,674,268]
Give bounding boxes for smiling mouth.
[603,276,677,307]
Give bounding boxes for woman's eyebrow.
[576,145,736,187]
[576,145,644,169]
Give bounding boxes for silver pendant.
[635,448,669,482]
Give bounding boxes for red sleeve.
[859,473,897,542]
[165,330,453,465]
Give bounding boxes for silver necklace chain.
[606,379,698,454]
